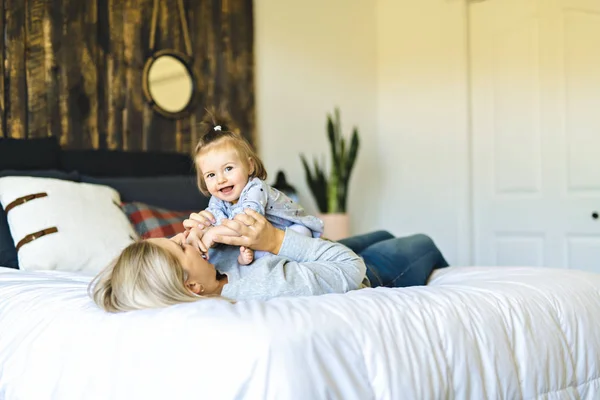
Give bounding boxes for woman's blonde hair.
[194,108,267,196]
[89,241,201,313]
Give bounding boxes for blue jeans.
[338,231,449,288]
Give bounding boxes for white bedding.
[1,266,599,400]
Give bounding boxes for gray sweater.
[212,229,367,301]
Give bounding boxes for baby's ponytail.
[197,107,235,146]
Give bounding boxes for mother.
[91,209,449,312]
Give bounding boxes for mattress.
[1,266,599,400]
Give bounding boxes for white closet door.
[470,0,600,271]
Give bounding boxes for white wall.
[254,0,378,235]
[255,0,471,265]
[376,0,470,264]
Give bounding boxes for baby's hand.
[237,246,254,265]
[184,210,216,230]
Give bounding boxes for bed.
[1,265,599,399]
[1,137,600,399]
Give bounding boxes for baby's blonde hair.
[89,241,202,313]
[194,108,267,196]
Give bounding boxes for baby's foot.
[238,246,254,265]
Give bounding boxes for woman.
[339,231,449,288]
[91,209,449,312]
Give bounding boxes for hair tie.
[214,125,222,131]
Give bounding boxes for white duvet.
[1,266,599,400]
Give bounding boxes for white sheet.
[1,266,599,400]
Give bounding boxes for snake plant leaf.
[334,107,341,143]
[300,154,312,180]
[314,158,329,213]
[327,114,339,173]
[346,127,360,182]
[339,135,347,181]
[300,154,328,213]
[299,108,360,215]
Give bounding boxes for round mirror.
[142,51,196,118]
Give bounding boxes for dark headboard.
[0,136,195,177]
[0,136,208,212]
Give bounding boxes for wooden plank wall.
[0,0,255,153]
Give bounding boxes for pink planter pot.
[318,213,350,241]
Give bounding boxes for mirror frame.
[142,49,198,119]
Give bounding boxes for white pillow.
[0,176,137,273]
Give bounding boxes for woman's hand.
[183,210,216,230]
[171,229,208,254]
[170,231,189,245]
[184,226,209,253]
[214,209,285,254]
[199,225,244,250]
[200,228,219,251]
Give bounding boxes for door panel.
[494,234,545,267]
[563,9,600,191]
[492,20,541,194]
[470,0,600,271]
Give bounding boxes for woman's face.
[148,237,219,295]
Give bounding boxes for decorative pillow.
[0,177,137,273]
[81,175,209,211]
[0,170,81,269]
[122,202,189,239]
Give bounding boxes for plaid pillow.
[122,202,190,239]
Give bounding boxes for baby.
[192,110,323,265]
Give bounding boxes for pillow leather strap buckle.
[4,192,48,213]
[16,227,59,252]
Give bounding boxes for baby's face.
[197,146,253,204]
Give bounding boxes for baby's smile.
[219,185,234,195]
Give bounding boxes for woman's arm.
[280,229,367,291]
[214,210,366,300]
[221,230,366,300]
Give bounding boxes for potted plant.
[300,108,360,240]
